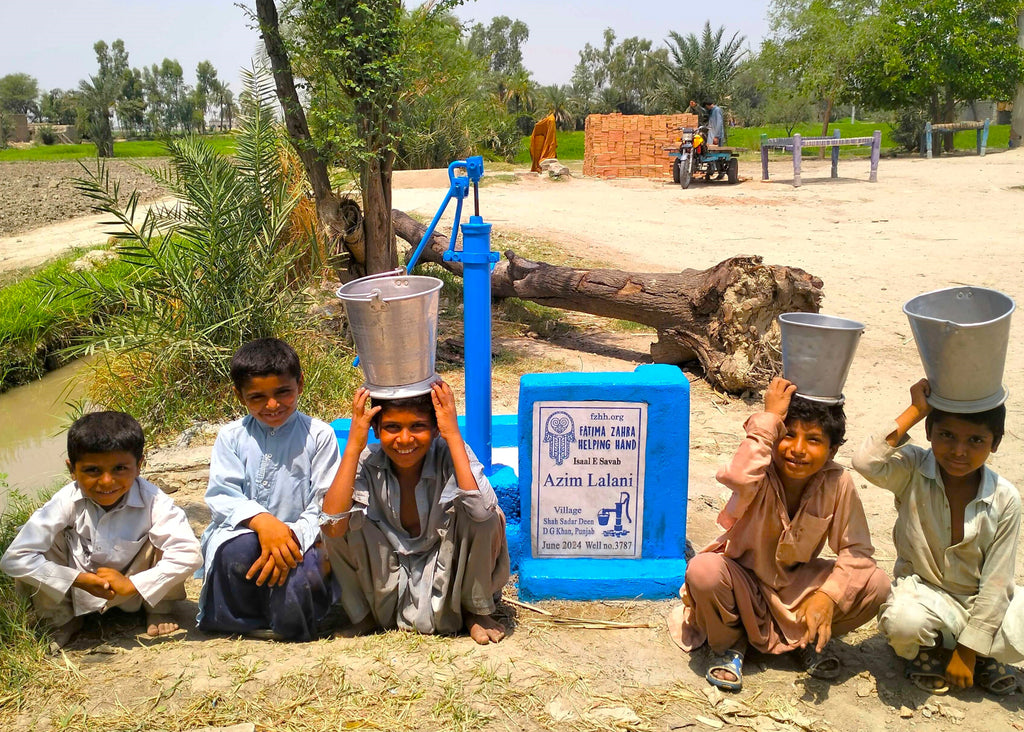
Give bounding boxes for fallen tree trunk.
[393,209,823,393]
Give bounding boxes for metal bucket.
[337,269,443,398]
[778,313,865,405]
[903,286,1015,412]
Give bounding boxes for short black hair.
[926,405,1006,448]
[370,393,436,428]
[230,338,302,390]
[786,395,847,448]
[702,100,714,106]
[67,411,145,466]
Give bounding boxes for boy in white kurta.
[853,378,1024,695]
[321,381,510,644]
[1,412,201,645]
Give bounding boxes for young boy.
[853,378,1024,695]
[1,411,202,646]
[668,377,890,691]
[321,380,510,644]
[197,338,341,641]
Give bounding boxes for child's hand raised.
[348,387,381,451]
[765,377,798,419]
[431,381,461,442]
[909,378,932,417]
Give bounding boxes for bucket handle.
[360,267,406,281]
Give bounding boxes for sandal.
[797,644,841,680]
[705,648,744,692]
[906,647,950,694]
[976,656,1018,696]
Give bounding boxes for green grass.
[0,479,59,715]
[0,134,238,162]
[514,130,584,164]
[0,249,141,389]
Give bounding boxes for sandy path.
[0,200,170,273]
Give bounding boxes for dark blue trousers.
[198,533,337,641]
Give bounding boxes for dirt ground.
[0,159,167,238]
[4,152,1024,731]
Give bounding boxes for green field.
[0,134,238,162]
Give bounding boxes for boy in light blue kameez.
[197,338,340,641]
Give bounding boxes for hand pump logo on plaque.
[532,402,647,558]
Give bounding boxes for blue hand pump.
[407,156,500,472]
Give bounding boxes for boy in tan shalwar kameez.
[668,377,890,690]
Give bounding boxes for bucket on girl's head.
[778,313,865,405]
[337,270,443,398]
[903,286,1015,412]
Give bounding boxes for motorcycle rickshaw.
[671,125,739,189]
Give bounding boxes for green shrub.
[59,69,360,435]
[36,126,57,145]
[891,108,929,153]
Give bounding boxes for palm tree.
[78,74,118,157]
[537,85,577,130]
[662,22,747,112]
[501,68,536,116]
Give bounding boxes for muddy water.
[0,360,89,509]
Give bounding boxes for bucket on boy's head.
[903,286,1015,413]
[778,313,865,405]
[337,269,443,398]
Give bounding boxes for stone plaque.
[531,401,647,558]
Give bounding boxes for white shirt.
[853,426,1022,654]
[1,477,202,616]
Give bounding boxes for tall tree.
[255,0,468,276]
[662,22,747,111]
[39,88,78,125]
[765,0,881,137]
[1013,8,1024,148]
[78,40,129,157]
[572,29,668,116]
[195,60,219,133]
[467,15,529,76]
[860,0,1024,127]
[0,73,40,117]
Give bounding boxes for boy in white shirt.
[853,379,1024,695]
[1,411,202,646]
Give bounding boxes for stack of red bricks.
[583,113,699,179]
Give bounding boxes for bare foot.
[145,613,180,637]
[334,615,377,638]
[50,616,84,648]
[465,612,505,645]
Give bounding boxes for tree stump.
[393,209,823,393]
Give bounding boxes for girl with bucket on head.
[322,270,510,644]
[668,314,889,691]
[853,287,1024,696]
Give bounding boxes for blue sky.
[0,1,772,93]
